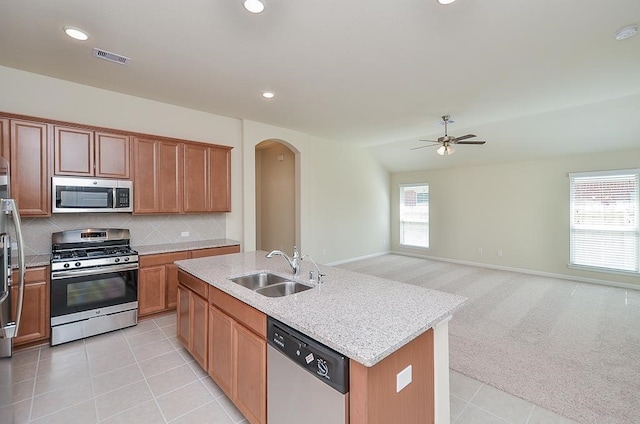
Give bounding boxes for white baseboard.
[389,250,640,291]
[325,250,390,266]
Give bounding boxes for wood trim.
[209,286,266,338]
[139,251,190,267]
[0,111,233,150]
[349,330,434,424]
[189,245,240,259]
[177,270,209,299]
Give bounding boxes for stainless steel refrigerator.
[0,155,26,358]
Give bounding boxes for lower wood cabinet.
[208,289,266,424]
[177,284,208,369]
[177,269,266,424]
[138,245,239,317]
[138,251,189,316]
[11,266,50,347]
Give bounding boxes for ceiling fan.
[411,115,486,156]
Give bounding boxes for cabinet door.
[165,264,180,309]
[0,118,9,159]
[234,323,267,424]
[95,132,130,178]
[10,120,50,216]
[183,143,208,212]
[138,266,167,316]
[11,268,49,346]
[176,285,190,347]
[133,137,159,213]
[54,126,94,176]
[134,138,182,214]
[208,305,234,396]
[209,147,231,212]
[190,293,208,370]
[158,140,182,213]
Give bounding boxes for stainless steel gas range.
[50,228,138,345]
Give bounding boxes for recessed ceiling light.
[438,0,456,4]
[262,91,275,99]
[243,0,265,13]
[64,27,89,41]
[615,25,638,40]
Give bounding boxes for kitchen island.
[175,251,466,424]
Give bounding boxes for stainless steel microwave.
[52,176,133,213]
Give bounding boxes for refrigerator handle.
[5,200,25,336]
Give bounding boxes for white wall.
[256,142,296,252]
[242,121,390,264]
[0,65,244,243]
[391,149,640,287]
[0,66,391,263]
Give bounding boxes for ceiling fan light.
[436,145,446,156]
[243,0,265,13]
[446,145,455,155]
[438,0,456,4]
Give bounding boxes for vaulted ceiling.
[1,0,639,172]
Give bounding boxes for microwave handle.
[112,187,117,209]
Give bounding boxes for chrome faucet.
[266,246,301,276]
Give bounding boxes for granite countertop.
[134,239,240,256]
[175,251,467,367]
[15,239,241,269]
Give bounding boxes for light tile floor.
[2,312,580,424]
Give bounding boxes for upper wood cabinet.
[135,137,230,215]
[133,137,183,214]
[184,144,231,213]
[7,119,51,216]
[54,125,130,179]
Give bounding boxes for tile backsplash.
[20,213,226,255]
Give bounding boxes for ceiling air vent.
[93,48,131,65]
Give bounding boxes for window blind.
[569,170,639,273]
[400,184,429,248]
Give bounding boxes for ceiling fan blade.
[410,143,440,150]
[418,139,438,142]
[455,141,486,145]
[453,134,476,142]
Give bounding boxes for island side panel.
[349,329,434,424]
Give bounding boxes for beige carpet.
[338,254,640,424]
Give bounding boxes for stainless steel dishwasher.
[267,317,349,424]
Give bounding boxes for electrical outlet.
[497,250,503,257]
[396,365,412,393]
[322,249,327,255]
[181,231,190,237]
[478,248,483,256]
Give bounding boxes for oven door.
[50,264,138,322]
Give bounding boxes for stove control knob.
[64,263,70,268]
[124,257,130,262]
[75,262,81,267]
[114,258,120,263]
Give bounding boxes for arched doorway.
[255,140,296,252]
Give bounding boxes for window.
[569,169,639,273]
[400,184,429,248]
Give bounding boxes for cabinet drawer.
[140,251,189,267]
[177,270,209,299]
[209,287,266,338]
[24,266,48,282]
[190,245,240,259]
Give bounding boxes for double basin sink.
[229,272,313,298]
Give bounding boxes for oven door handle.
[51,264,139,280]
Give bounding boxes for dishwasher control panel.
[267,317,349,394]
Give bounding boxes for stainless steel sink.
[230,272,289,290]
[229,272,313,297]
[255,281,313,297]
